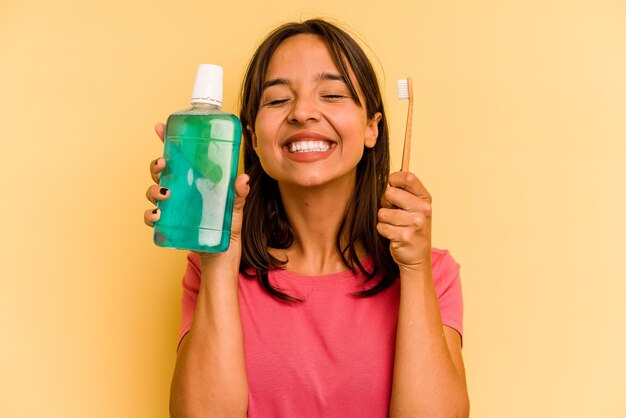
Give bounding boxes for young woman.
[145,19,469,418]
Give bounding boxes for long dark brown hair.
[239,19,399,302]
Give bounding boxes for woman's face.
[252,34,381,189]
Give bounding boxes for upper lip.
[282,131,335,146]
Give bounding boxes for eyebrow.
[262,72,347,91]
[316,71,346,83]
[262,78,289,91]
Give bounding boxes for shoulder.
[187,251,201,269]
[430,248,461,297]
[431,247,459,270]
[430,248,464,338]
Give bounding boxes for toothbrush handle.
[401,78,413,171]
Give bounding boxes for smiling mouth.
[286,140,333,153]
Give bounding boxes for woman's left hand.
[377,171,433,272]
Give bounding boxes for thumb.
[230,173,250,239]
[154,123,165,143]
[233,173,250,211]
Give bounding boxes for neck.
[272,174,365,275]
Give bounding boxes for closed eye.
[264,98,290,106]
[322,94,348,101]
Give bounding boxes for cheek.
[329,113,371,148]
[251,131,283,168]
[254,112,283,142]
[253,144,283,182]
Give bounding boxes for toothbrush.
[397,78,413,171]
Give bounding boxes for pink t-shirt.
[179,248,463,417]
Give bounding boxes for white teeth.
[287,141,331,153]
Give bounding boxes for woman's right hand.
[144,123,168,227]
[143,123,251,259]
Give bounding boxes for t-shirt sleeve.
[432,249,464,341]
[177,252,202,351]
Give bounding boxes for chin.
[288,176,330,188]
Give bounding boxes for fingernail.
[160,187,168,195]
[152,209,158,214]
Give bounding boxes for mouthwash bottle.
[154,64,242,252]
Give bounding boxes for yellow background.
[1,0,625,416]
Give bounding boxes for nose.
[288,95,320,124]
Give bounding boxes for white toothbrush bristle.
[397,79,409,99]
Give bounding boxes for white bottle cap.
[191,64,223,106]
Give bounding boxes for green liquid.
[154,111,241,252]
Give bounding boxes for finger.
[382,186,429,212]
[376,221,406,241]
[145,184,170,205]
[377,220,426,244]
[155,123,165,143]
[378,207,417,227]
[144,208,160,227]
[388,171,431,201]
[150,157,166,184]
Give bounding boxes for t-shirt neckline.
[270,255,374,283]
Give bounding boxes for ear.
[247,125,258,150]
[364,112,382,148]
